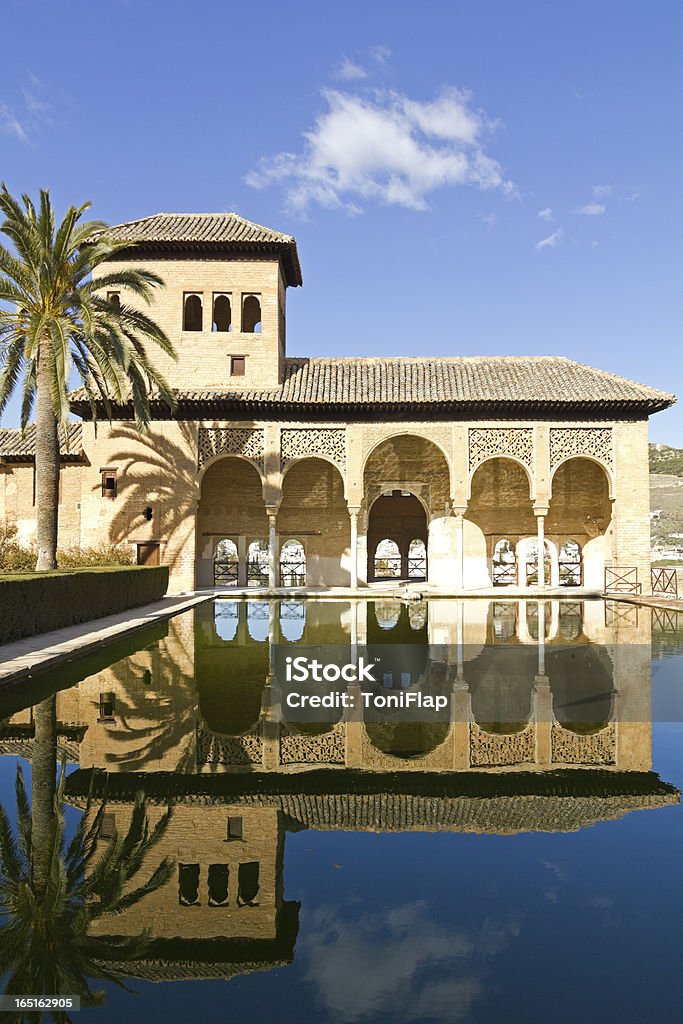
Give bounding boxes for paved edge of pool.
[0,593,211,687]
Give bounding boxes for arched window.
[183,293,203,331]
[407,538,427,579]
[373,538,401,579]
[280,539,306,587]
[242,294,262,333]
[212,293,232,332]
[247,600,270,641]
[237,861,260,906]
[559,540,582,587]
[247,540,269,587]
[280,600,306,642]
[178,863,200,906]
[214,538,238,586]
[493,538,517,586]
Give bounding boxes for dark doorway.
[368,490,427,582]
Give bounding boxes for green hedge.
[0,566,169,646]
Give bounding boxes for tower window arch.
[242,294,262,333]
[213,293,232,332]
[183,292,203,331]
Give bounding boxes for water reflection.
[0,598,680,1007]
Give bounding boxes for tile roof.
[0,423,83,460]
[68,356,675,417]
[90,212,302,286]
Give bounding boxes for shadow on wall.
[103,424,199,573]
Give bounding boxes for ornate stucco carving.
[549,427,614,471]
[279,723,346,764]
[280,428,346,471]
[468,427,534,472]
[198,427,265,471]
[551,722,616,765]
[470,722,536,766]
[361,424,452,465]
[196,725,263,766]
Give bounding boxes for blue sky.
[1,0,681,442]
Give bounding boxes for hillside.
[649,444,683,551]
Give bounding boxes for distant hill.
[649,445,683,553]
[650,443,683,477]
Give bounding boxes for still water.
[0,598,682,1023]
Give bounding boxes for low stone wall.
[0,566,169,645]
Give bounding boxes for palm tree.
[0,763,174,1020]
[0,186,175,571]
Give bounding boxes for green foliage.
[0,524,134,573]
[0,186,176,430]
[0,765,174,1020]
[649,443,683,477]
[0,566,169,644]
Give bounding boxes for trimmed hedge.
[0,566,169,646]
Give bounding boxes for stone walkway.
[0,593,210,686]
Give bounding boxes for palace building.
[0,212,675,594]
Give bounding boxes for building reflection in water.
[1,599,679,986]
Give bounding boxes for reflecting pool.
[1,598,682,1023]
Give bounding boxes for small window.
[179,863,200,906]
[237,861,260,906]
[227,816,243,840]
[99,693,115,721]
[242,294,262,333]
[213,293,232,332]
[183,292,203,331]
[101,469,117,498]
[230,355,246,377]
[107,291,121,309]
[99,812,116,839]
[208,864,229,906]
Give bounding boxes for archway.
[279,458,348,586]
[196,457,266,588]
[363,435,451,585]
[466,458,535,588]
[367,491,427,582]
[548,458,612,590]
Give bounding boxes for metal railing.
[281,559,306,587]
[492,562,517,586]
[559,559,583,587]
[651,567,679,598]
[373,556,402,579]
[604,567,641,594]
[408,556,427,579]
[214,559,239,586]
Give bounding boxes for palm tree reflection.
[0,749,173,1021]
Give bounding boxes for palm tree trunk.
[31,695,58,897]
[34,340,59,572]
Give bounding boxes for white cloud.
[0,102,29,142]
[480,211,497,227]
[535,227,564,250]
[334,57,368,81]
[246,86,516,213]
[592,184,612,198]
[576,202,605,216]
[0,76,52,143]
[369,44,392,67]
[537,207,554,222]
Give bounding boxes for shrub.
[0,525,134,573]
[0,566,170,645]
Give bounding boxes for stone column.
[267,508,278,590]
[534,507,548,589]
[349,506,360,588]
[453,506,466,591]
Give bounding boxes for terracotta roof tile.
[90,212,302,286]
[0,423,83,460]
